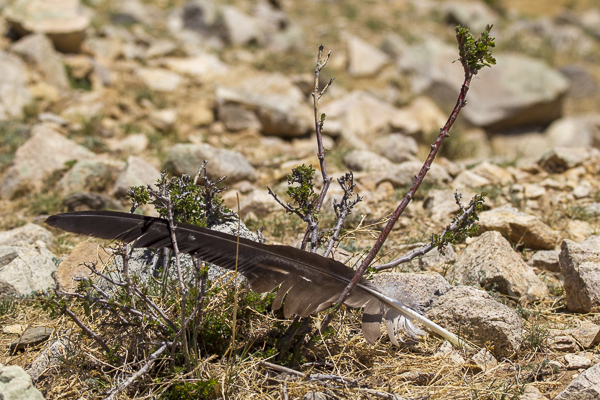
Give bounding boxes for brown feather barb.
[45,210,467,347]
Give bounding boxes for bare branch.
[103,342,169,400]
[375,192,484,271]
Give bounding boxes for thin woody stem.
[319,71,474,333]
[301,45,334,251]
[375,193,481,271]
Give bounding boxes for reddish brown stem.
[319,72,474,332]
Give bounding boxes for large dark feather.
[46,210,465,346]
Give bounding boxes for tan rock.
[560,239,600,313]
[519,385,549,400]
[111,156,161,198]
[55,242,111,291]
[346,35,390,77]
[426,285,523,358]
[135,67,182,92]
[452,169,491,189]
[469,162,514,185]
[470,348,498,372]
[0,124,96,199]
[477,205,559,250]
[447,231,549,302]
[4,0,90,53]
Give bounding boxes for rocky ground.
[1,0,600,399]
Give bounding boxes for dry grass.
[2,280,597,400]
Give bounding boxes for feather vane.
[46,211,466,347]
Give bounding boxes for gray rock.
[477,205,559,250]
[182,0,220,35]
[565,353,593,370]
[57,159,125,194]
[0,224,53,249]
[470,348,498,372]
[547,334,579,352]
[0,245,58,296]
[426,285,523,358]
[447,231,549,302]
[106,133,149,155]
[452,170,491,189]
[238,189,280,219]
[0,124,96,200]
[160,54,229,83]
[323,91,400,145]
[423,188,477,224]
[216,77,312,138]
[538,147,600,174]
[4,0,90,53]
[567,322,600,349]
[531,250,560,273]
[372,272,451,311]
[346,35,390,77]
[399,42,568,131]
[380,32,409,59]
[560,64,599,99]
[560,239,600,313]
[491,131,554,165]
[27,337,73,381]
[442,1,499,33]
[343,150,395,172]
[218,102,262,131]
[219,6,264,46]
[554,362,600,400]
[148,109,177,132]
[0,51,33,121]
[378,161,451,188]
[372,133,418,163]
[581,236,600,250]
[111,156,162,198]
[435,340,465,365]
[10,327,53,351]
[519,385,549,400]
[468,162,514,186]
[399,244,457,275]
[135,67,182,92]
[62,191,124,212]
[11,33,70,93]
[60,91,105,123]
[0,363,45,400]
[167,143,257,183]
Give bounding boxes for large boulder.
[0,124,96,199]
[399,41,568,132]
[346,35,390,77]
[426,285,523,358]
[554,362,600,400]
[446,231,549,302]
[111,156,162,198]
[216,72,312,138]
[11,33,70,94]
[0,224,54,249]
[0,363,45,400]
[372,272,452,310]
[477,205,559,250]
[560,239,600,313]
[167,143,257,183]
[4,0,90,53]
[0,245,58,296]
